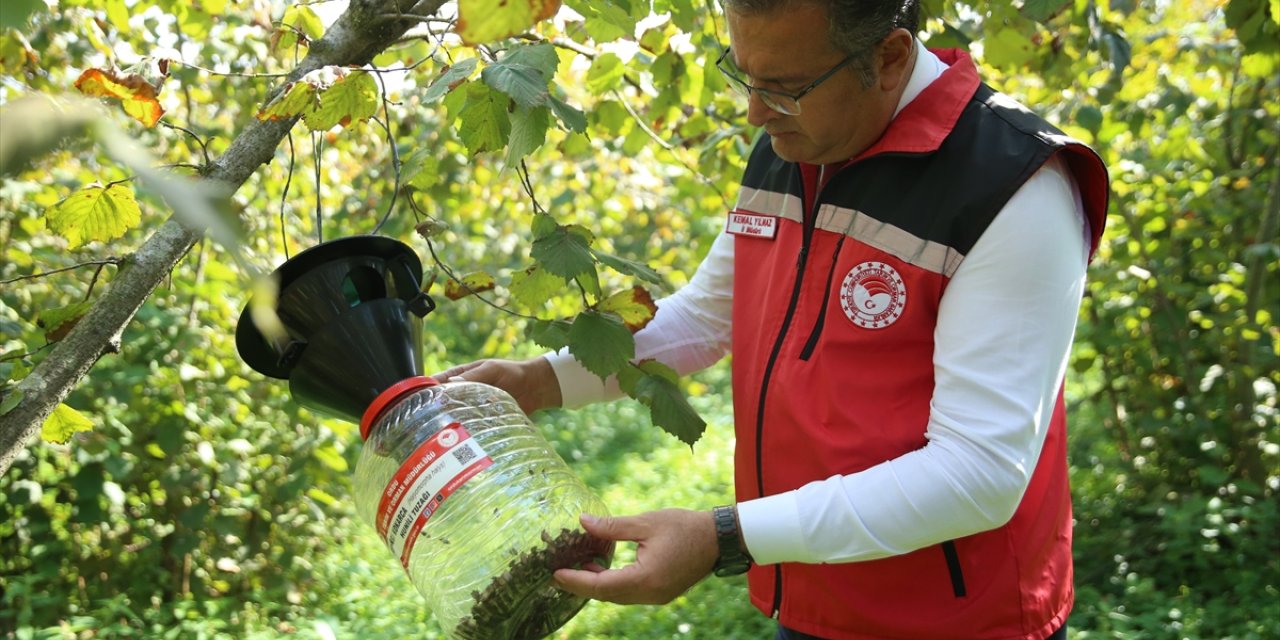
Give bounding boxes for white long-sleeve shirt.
[545,44,1089,566]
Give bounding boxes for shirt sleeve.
[738,156,1090,565]
[545,230,736,408]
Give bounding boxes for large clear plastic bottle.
[352,377,612,640]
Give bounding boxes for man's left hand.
[553,509,718,605]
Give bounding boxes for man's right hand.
[432,357,562,415]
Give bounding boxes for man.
[436,1,1109,638]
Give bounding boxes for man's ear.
[877,28,917,92]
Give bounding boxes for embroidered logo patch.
[840,261,907,329]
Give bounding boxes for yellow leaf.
[257,79,320,121]
[302,69,379,130]
[599,286,658,332]
[445,271,497,300]
[45,183,142,249]
[456,0,562,45]
[74,66,165,127]
[41,404,93,444]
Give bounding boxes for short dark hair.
[723,0,921,87]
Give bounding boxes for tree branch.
[0,0,448,478]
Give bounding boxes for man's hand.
[432,357,562,415]
[553,509,718,605]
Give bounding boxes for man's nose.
[746,91,782,127]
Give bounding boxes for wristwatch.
[712,504,753,577]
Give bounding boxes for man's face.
[726,4,899,165]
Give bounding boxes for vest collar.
[798,48,981,182]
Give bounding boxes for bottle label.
[375,422,494,568]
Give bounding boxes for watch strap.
[712,504,753,577]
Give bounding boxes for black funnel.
[235,236,436,423]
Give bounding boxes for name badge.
[725,211,778,239]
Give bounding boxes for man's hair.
[723,0,921,87]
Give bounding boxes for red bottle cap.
[359,376,439,440]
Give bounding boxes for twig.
[0,259,124,286]
[405,195,536,320]
[312,131,323,243]
[372,72,403,235]
[516,161,590,304]
[517,160,548,215]
[84,262,109,300]
[160,122,212,168]
[280,131,297,259]
[170,59,292,79]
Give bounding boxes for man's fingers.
[554,565,652,604]
[580,513,641,542]
[431,361,483,382]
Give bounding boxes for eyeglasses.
[715,46,857,116]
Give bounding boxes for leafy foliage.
[1,0,1277,638]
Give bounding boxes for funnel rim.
[235,235,424,379]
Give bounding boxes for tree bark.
[0,0,447,477]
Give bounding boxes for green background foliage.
[2,0,1277,638]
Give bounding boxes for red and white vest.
[729,49,1109,639]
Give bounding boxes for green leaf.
[592,248,667,288]
[46,183,142,249]
[618,361,706,445]
[307,487,338,506]
[531,212,558,238]
[510,265,566,308]
[482,62,552,108]
[599,286,657,332]
[527,318,572,352]
[0,0,43,30]
[565,0,636,42]
[586,53,626,94]
[36,301,93,342]
[456,0,562,44]
[401,146,441,190]
[312,445,349,472]
[501,43,561,77]
[0,389,23,417]
[505,105,550,167]
[566,310,634,379]
[423,58,479,103]
[303,69,380,131]
[1076,105,1103,132]
[1101,29,1132,75]
[531,223,596,280]
[104,0,130,31]
[549,95,587,133]
[274,4,325,51]
[456,82,512,155]
[983,28,1035,68]
[41,403,94,444]
[1021,0,1069,23]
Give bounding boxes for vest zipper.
[798,234,847,361]
[941,540,967,598]
[754,166,826,618]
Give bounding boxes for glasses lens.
[760,93,801,116]
[717,48,802,116]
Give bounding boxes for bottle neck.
[359,376,439,440]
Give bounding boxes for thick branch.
[0,0,447,477]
